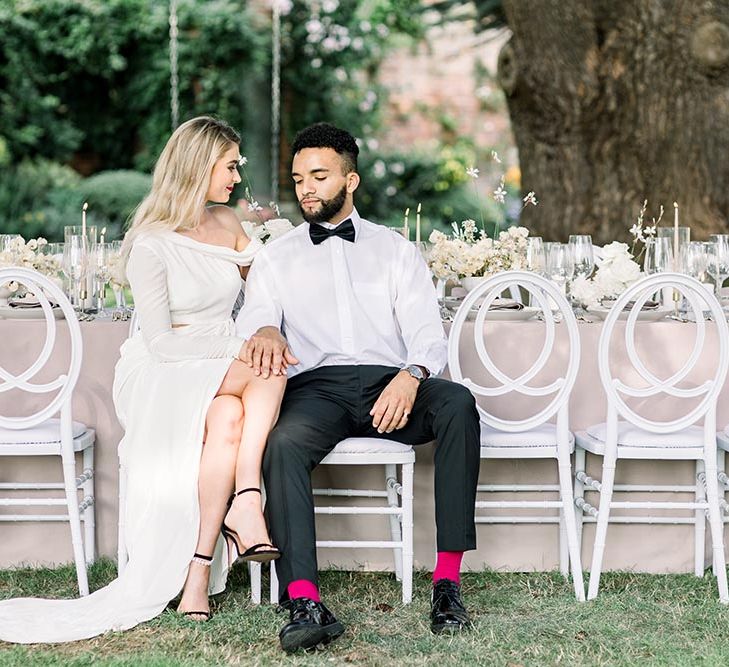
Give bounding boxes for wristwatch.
[403,364,429,384]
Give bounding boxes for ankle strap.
[233,487,261,497]
[191,553,213,567]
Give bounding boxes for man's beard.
[298,185,347,224]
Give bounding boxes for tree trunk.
[498,0,729,243]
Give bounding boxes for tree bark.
[498,0,729,242]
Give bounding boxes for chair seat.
[577,421,705,460]
[0,418,94,454]
[321,437,414,464]
[479,423,575,458]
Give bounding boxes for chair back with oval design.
[0,267,82,430]
[598,272,729,434]
[447,270,581,433]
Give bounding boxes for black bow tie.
[308,219,355,245]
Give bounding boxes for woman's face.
[206,144,242,203]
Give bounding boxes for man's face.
[292,147,358,224]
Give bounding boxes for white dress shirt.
[235,208,447,377]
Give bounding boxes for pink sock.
[287,579,321,603]
[433,551,464,585]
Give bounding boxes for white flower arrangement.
[570,241,643,309]
[241,217,295,244]
[428,222,529,280]
[0,236,61,292]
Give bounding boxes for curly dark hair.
[291,122,359,173]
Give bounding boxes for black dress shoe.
[278,597,345,653]
[430,579,473,634]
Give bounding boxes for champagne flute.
[91,242,113,317]
[526,237,546,275]
[62,234,88,311]
[709,234,729,304]
[545,242,573,297]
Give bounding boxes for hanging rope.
[169,0,180,130]
[271,0,282,202]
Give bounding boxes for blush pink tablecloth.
[1,317,727,574]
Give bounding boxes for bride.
[0,116,295,642]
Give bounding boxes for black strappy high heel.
[222,487,282,565]
[178,553,213,622]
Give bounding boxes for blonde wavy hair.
[122,116,240,261]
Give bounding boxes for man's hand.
[369,370,419,434]
[239,326,299,378]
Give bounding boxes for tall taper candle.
[415,202,422,244]
[403,207,410,241]
[673,202,679,271]
[82,202,88,242]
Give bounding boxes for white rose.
[263,218,294,240]
[609,256,642,285]
[600,241,631,264]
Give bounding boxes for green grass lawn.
[1,560,728,666]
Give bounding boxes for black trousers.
[262,365,481,598]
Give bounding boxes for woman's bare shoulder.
[207,205,250,251]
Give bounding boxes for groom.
[236,122,480,653]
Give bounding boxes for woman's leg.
[224,373,287,548]
[178,395,244,618]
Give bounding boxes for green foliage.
[419,0,507,32]
[280,0,423,141]
[0,158,83,241]
[80,170,152,239]
[0,0,267,170]
[356,143,481,235]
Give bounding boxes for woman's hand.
[239,326,299,379]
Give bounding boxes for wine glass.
[62,234,88,311]
[545,242,573,297]
[709,234,729,303]
[683,241,710,283]
[526,237,546,275]
[643,237,674,275]
[90,242,113,317]
[568,235,594,280]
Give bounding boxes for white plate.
[467,306,539,321]
[0,305,64,320]
[586,306,673,322]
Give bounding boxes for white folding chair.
[0,267,95,596]
[574,273,729,602]
[448,270,585,600]
[260,438,415,605]
[117,310,263,602]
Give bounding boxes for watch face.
[407,365,424,381]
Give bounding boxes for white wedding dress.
[0,230,261,643]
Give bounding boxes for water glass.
[683,241,711,284]
[643,237,674,274]
[526,237,546,275]
[545,242,573,296]
[568,234,594,279]
[62,235,88,310]
[657,227,690,271]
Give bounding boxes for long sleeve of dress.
[126,243,245,362]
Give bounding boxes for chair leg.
[401,461,414,605]
[573,447,586,555]
[695,459,707,577]
[118,463,127,576]
[715,449,727,576]
[385,463,403,582]
[587,452,617,601]
[558,508,568,577]
[61,449,89,596]
[704,454,729,603]
[270,561,279,604]
[249,562,262,604]
[82,445,95,564]
[557,454,585,601]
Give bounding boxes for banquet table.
[1,316,727,575]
